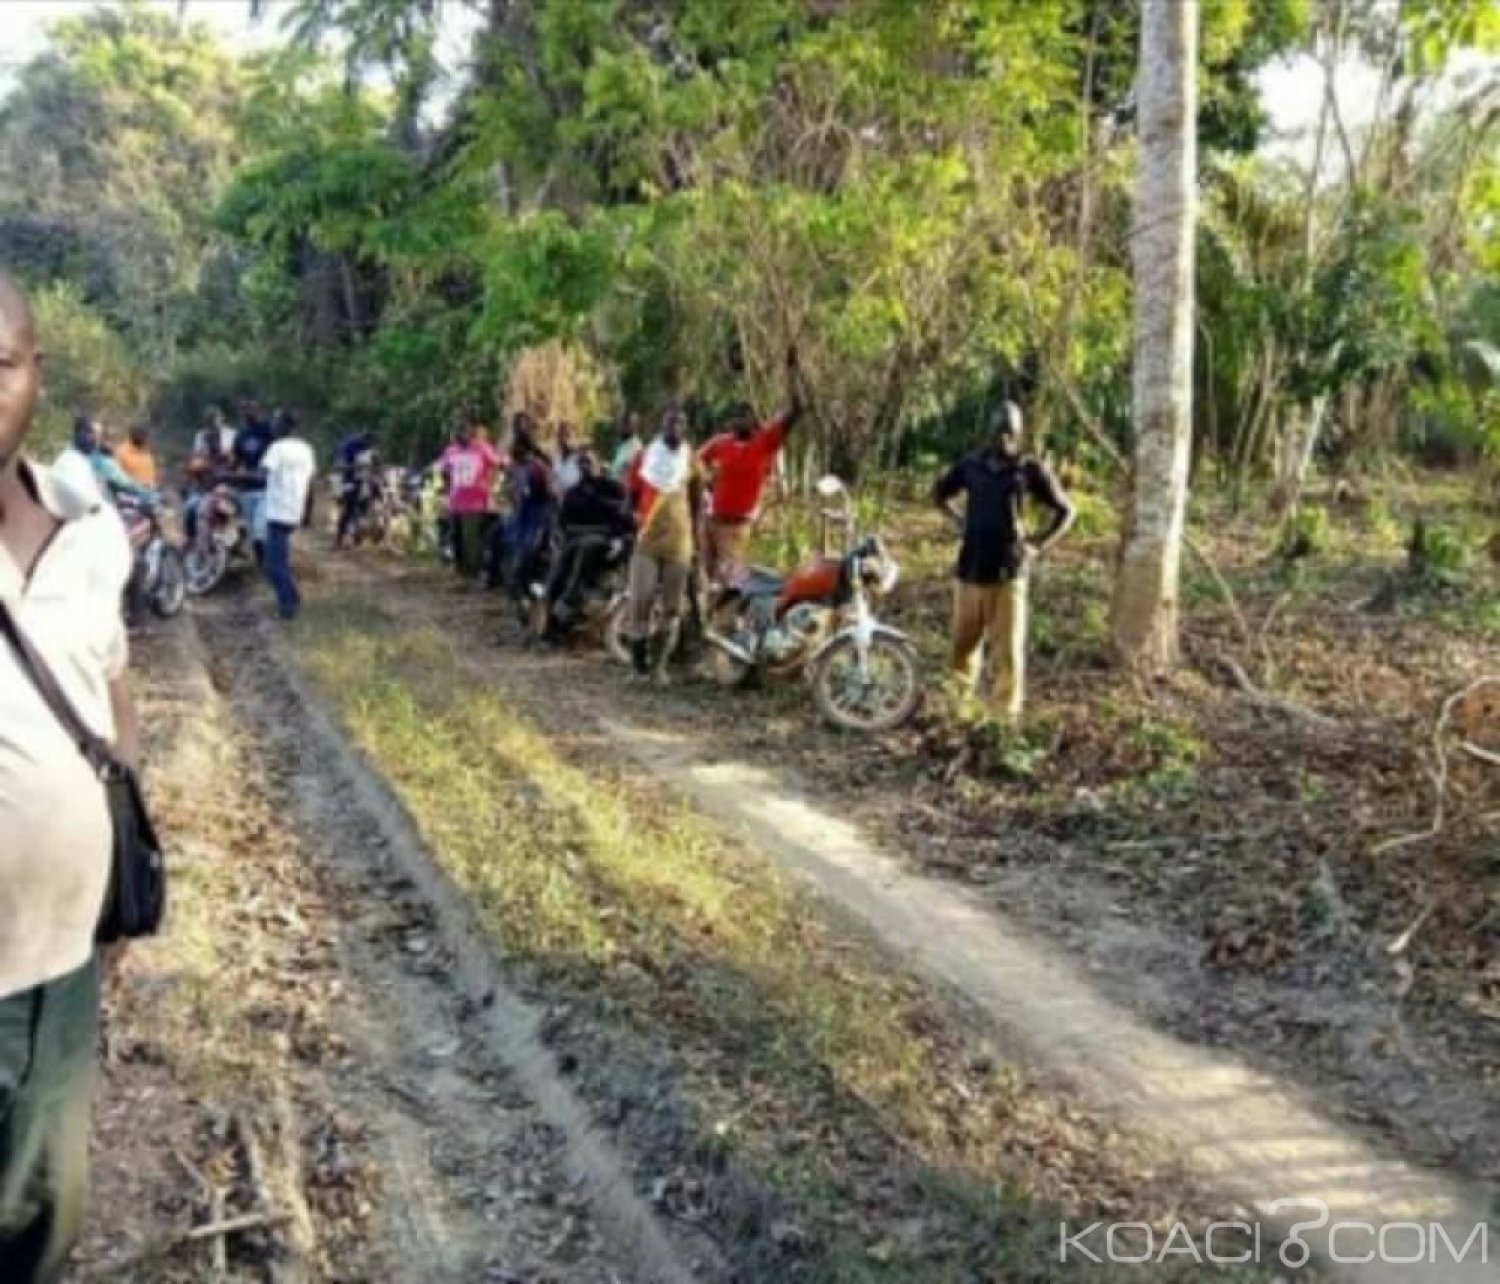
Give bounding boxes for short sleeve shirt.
[629,451,701,567]
[442,441,502,515]
[699,421,787,521]
[0,461,132,997]
[114,441,158,488]
[263,437,317,526]
[233,422,274,489]
[933,452,1068,584]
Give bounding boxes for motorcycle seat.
[732,567,785,597]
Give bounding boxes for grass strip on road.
[293,588,1283,1282]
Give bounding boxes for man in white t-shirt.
[260,412,316,620]
[554,421,583,493]
[0,272,139,1281]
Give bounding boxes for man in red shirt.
[697,351,802,584]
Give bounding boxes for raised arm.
[775,344,804,433]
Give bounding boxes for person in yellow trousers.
[933,401,1074,722]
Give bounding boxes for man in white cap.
[933,399,1075,720]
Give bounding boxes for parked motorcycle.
[335,454,397,549]
[701,477,919,732]
[540,528,633,645]
[184,483,253,596]
[602,559,698,668]
[386,466,450,558]
[118,493,187,620]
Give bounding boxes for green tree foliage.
[2,0,1493,489]
[0,1,248,361]
[28,283,148,455]
[1192,0,1499,498]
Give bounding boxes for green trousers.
[0,958,99,1284]
[452,512,493,579]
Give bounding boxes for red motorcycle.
[117,493,187,621]
[184,481,253,596]
[703,477,919,732]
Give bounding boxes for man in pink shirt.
[439,413,502,578]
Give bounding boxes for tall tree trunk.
[1111,0,1198,670]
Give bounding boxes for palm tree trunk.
[1111,0,1198,670]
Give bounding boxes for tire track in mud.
[318,557,1499,1284]
[194,595,712,1284]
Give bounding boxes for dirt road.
[76,607,707,1282]
[307,554,1497,1284]
[79,548,1495,1282]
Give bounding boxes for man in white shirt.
[261,411,316,620]
[50,416,103,502]
[192,407,236,462]
[0,273,138,1281]
[554,421,584,493]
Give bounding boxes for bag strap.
[0,599,118,778]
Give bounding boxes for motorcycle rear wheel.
[184,541,228,596]
[603,595,635,665]
[151,545,188,618]
[810,634,920,733]
[705,645,755,688]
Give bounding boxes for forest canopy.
[0,0,1495,496]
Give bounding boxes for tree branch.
[1372,676,1500,855]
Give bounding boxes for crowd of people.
[53,398,319,623]
[0,264,1082,1282]
[40,343,1080,720]
[182,401,317,619]
[326,344,1077,715]
[401,352,804,687]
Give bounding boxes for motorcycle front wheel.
[810,634,920,733]
[152,545,188,618]
[184,541,228,596]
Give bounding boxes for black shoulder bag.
[0,601,166,942]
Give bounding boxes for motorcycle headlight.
[857,544,899,596]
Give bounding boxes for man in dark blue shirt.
[230,402,276,561]
[933,401,1074,720]
[333,430,377,549]
[232,403,274,473]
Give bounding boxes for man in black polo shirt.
[933,401,1075,720]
